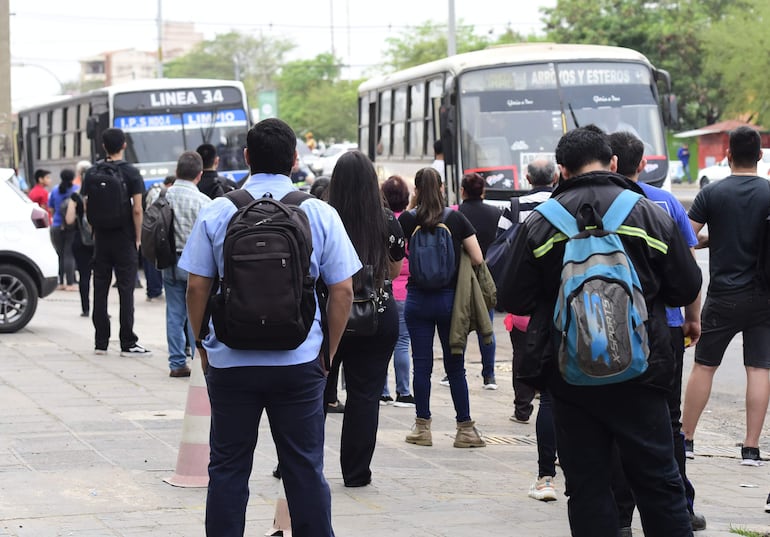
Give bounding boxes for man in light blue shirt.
[179,118,360,537]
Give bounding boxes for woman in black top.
[327,150,405,487]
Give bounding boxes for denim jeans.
[552,383,692,537]
[536,390,557,478]
[475,308,496,379]
[142,253,163,299]
[405,288,471,423]
[206,360,334,537]
[383,299,411,397]
[162,265,195,370]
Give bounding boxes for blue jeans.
[383,299,411,397]
[475,308,496,378]
[536,390,557,478]
[552,383,691,537]
[162,266,195,370]
[205,360,334,537]
[405,288,471,423]
[142,253,163,298]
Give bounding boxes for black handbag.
[345,265,388,337]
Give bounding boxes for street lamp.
[11,62,65,95]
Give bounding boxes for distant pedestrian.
[430,139,446,184]
[682,126,770,466]
[678,143,692,183]
[196,143,235,199]
[48,168,79,291]
[68,189,94,317]
[380,174,415,408]
[457,172,502,390]
[28,169,52,223]
[81,127,152,357]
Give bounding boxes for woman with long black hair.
[327,150,405,487]
[398,167,486,448]
[48,168,79,291]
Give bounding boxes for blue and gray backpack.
[408,207,455,289]
[534,190,649,386]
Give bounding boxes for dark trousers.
[205,360,334,537]
[52,226,77,285]
[72,238,93,315]
[613,326,697,525]
[536,389,557,478]
[141,251,163,298]
[510,327,536,420]
[92,229,138,350]
[552,383,692,537]
[334,296,398,486]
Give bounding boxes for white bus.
[358,43,677,204]
[16,78,252,189]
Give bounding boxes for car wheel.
[0,264,39,333]
[699,176,710,189]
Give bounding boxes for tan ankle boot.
[454,420,486,448]
[405,417,432,446]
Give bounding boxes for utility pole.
[447,0,456,57]
[156,0,164,78]
[329,0,336,58]
[0,0,12,166]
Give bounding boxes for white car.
[311,142,358,176]
[0,170,59,332]
[698,148,770,188]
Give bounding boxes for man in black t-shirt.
[81,128,151,357]
[195,143,236,199]
[682,126,770,466]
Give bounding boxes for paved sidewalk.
[0,287,768,536]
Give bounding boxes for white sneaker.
[528,476,557,502]
[94,348,107,356]
[439,376,450,387]
[120,344,152,357]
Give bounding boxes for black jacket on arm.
[498,171,702,393]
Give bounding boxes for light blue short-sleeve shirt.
[178,173,362,367]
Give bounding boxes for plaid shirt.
[147,180,211,251]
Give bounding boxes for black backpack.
[85,161,130,230]
[210,189,316,350]
[141,188,176,269]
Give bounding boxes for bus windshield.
[118,108,248,171]
[458,61,664,191]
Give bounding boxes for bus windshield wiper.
[568,103,580,128]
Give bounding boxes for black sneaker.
[483,376,498,390]
[765,492,770,513]
[741,446,764,466]
[439,375,450,387]
[690,512,707,531]
[120,344,152,357]
[684,438,695,459]
[394,394,415,407]
[379,395,394,406]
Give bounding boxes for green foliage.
[541,0,739,129]
[703,0,770,127]
[382,21,492,71]
[729,527,770,537]
[275,54,359,142]
[164,31,295,100]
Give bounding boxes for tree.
[541,0,738,129]
[381,21,493,71]
[164,31,295,99]
[275,54,359,142]
[702,0,770,126]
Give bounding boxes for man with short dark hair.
[682,125,770,466]
[430,139,445,183]
[609,130,706,532]
[147,152,210,377]
[82,127,151,356]
[499,125,701,536]
[180,118,360,536]
[195,143,236,199]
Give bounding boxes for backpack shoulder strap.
[602,190,642,232]
[281,190,313,207]
[224,188,254,209]
[509,197,520,224]
[534,198,579,237]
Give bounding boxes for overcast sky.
[9,0,556,110]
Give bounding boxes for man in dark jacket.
[195,143,236,199]
[499,125,702,537]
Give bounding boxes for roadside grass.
[730,527,770,537]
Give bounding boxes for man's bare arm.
[682,247,702,347]
[186,274,214,373]
[690,218,708,249]
[132,193,143,249]
[325,277,354,363]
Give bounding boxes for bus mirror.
[86,116,98,140]
[439,104,456,165]
[664,94,679,128]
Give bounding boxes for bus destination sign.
[114,86,244,112]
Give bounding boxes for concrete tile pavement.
[0,287,768,536]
